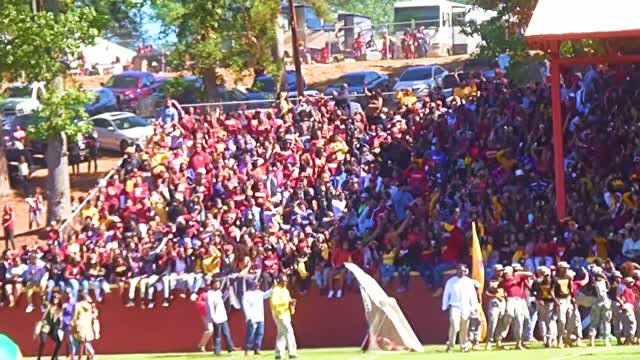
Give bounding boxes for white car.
[2,82,46,129]
[89,112,154,152]
[392,65,448,94]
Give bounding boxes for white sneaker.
[328,290,334,298]
[199,346,206,353]
[25,304,34,313]
[190,293,198,302]
[337,289,343,298]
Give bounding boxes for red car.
[104,71,165,113]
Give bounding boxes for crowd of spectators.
[2,62,640,313]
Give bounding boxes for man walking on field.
[270,273,298,359]
[441,263,478,353]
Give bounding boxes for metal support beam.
[550,41,567,221]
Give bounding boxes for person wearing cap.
[553,261,574,347]
[484,264,505,350]
[206,279,238,355]
[619,277,637,344]
[532,266,557,347]
[441,263,478,353]
[270,272,297,359]
[497,265,534,350]
[589,266,612,347]
[242,281,272,356]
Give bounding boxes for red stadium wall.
[0,278,448,356]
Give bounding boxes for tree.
[77,0,147,42]
[327,0,395,26]
[150,0,329,99]
[0,0,101,221]
[0,92,10,196]
[150,0,281,100]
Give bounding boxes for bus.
[393,0,495,56]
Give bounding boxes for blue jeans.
[245,320,264,352]
[65,330,77,357]
[380,264,395,283]
[417,262,433,286]
[314,268,330,288]
[397,265,411,289]
[431,261,456,289]
[48,280,65,302]
[213,321,234,354]
[190,274,205,293]
[71,278,109,301]
[66,279,80,301]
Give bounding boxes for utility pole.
[288,0,305,97]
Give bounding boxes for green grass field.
[27,344,640,360]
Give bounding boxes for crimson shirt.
[499,275,528,299]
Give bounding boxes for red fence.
[0,278,447,356]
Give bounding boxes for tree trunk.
[0,140,12,196]
[45,74,71,223]
[202,67,220,102]
[46,131,71,223]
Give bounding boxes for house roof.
[525,0,640,43]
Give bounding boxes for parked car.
[103,71,165,112]
[2,82,46,130]
[84,88,118,116]
[392,65,448,93]
[89,112,154,152]
[2,113,89,166]
[246,71,318,100]
[324,71,389,95]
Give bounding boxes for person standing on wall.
[242,280,272,356]
[270,272,297,360]
[441,263,478,353]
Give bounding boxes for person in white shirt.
[242,281,272,355]
[441,264,479,353]
[205,280,237,355]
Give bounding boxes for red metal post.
[550,41,567,221]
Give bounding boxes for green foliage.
[463,0,538,83]
[151,0,284,86]
[464,0,537,62]
[160,77,203,99]
[0,1,101,84]
[30,89,94,140]
[327,0,395,25]
[75,0,147,41]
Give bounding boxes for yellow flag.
[471,222,487,340]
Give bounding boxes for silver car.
[392,65,448,94]
[89,112,154,152]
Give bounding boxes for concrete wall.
[0,277,447,356]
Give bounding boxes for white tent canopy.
[525,0,640,42]
[82,38,136,67]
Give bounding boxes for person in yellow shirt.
[80,202,99,224]
[396,88,417,107]
[270,273,297,359]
